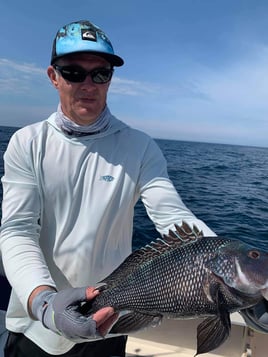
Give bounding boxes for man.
[0,267,10,357]
[0,20,266,357]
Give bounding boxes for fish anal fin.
[196,311,231,356]
[111,312,162,334]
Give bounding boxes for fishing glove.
[31,287,98,342]
[240,299,268,333]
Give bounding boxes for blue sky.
[1,0,268,147]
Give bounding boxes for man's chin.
[73,109,100,125]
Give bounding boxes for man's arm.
[138,138,216,236]
[0,131,57,312]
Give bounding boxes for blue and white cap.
[51,20,124,66]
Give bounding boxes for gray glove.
[240,299,268,333]
[31,287,98,341]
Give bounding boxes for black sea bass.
[84,222,268,355]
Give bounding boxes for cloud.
[0,58,44,75]
[110,76,159,96]
[115,45,268,146]
[0,58,48,95]
[190,45,268,113]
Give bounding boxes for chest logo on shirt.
[100,175,114,182]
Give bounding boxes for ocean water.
[1,125,268,251]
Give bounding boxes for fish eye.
[248,250,260,259]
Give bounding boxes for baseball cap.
[51,20,124,66]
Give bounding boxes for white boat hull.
[126,313,267,356]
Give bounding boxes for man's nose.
[80,74,96,87]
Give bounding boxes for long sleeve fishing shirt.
[0,111,215,354]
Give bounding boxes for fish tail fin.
[111,312,163,334]
[196,311,231,356]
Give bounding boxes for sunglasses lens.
[91,68,113,83]
[59,66,86,82]
[54,65,113,83]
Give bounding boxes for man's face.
[47,53,112,125]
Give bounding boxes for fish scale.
[82,221,268,355]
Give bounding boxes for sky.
[1,0,268,147]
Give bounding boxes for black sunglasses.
[53,65,114,83]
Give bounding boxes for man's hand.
[86,286,118,337]
[31,286,118,342]
[240,299,268,333]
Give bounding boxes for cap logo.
[81,29,97,42]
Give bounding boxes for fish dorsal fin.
[101,221,203,287]
[143,221,203,257]
[168,221,203,241]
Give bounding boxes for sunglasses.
[53,65,114,83]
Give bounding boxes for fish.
[82,222,268,356]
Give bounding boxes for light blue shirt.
[0,111,215,354]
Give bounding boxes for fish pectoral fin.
[111,311,162,334]
[196,312,231,356]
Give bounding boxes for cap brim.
[51,50,124,67]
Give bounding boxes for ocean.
[1,125,268,251]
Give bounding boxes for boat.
[126,312,267,356]
[0,309,267,356]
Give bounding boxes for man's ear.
[47,66,59,88]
